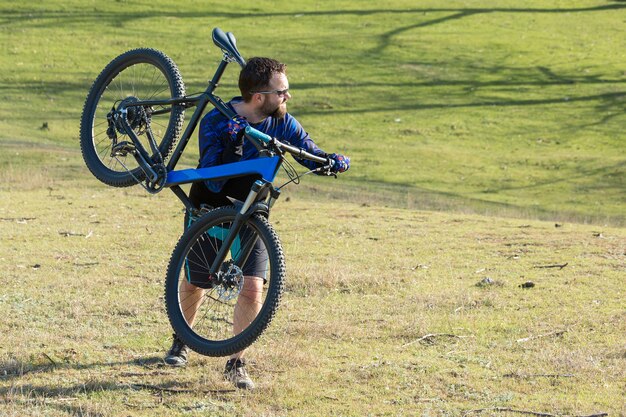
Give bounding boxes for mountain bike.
[79,28,340,357]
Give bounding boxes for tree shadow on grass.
[480,160,626,195]
[292,90,626,117]
[368,4,626,54]
[5,74,619,118]
[5,71,623,134]
[1,379,234,417]
[318,171,626,226]
[0,356,235,415]
[1,4,624,29]
[0,356,165,381]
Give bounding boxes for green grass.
[0,0,624,223]
[1,1,625,415]
[1,185,624,416]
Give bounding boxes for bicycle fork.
[208,180,270,275]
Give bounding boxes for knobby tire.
[79,48,185,187]
[165,206,286,357]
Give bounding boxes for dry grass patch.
[1,185,624,416]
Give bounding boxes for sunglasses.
[251,88,290,97]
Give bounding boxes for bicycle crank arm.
[131,149,159,182]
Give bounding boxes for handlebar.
[244,126,332,169]
[244,126,272,144]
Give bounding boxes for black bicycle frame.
[113,30,329,278]
[119,59,236,175]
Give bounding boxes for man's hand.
[329,153,350,173]
[227,116,248,142]
[221,116,249,164]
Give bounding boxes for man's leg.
[179,279,205,326]
[224,275,264,389]
[232,275,264,341]
[165,279,204,366]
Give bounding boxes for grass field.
[1,0,625,415]
[1,185,625,416]
[1,0,624,223]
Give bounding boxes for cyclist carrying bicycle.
[164,56,350,390]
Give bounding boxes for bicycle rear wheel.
[165,207,286,357]
[79,48,185,187]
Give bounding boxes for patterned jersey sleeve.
[198,111,228,192]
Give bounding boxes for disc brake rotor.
[216,262,244,301]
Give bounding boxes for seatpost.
[207,59,229,94]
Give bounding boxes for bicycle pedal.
[111,141,136,156]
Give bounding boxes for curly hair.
[239,57,287,102]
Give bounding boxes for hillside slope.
[1,183,624,415]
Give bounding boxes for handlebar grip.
[244,126,272,144]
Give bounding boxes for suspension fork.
[209,180,270,274]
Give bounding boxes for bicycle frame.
[123,89,283,275]
[111,28,328,277]
[117,60,236,179]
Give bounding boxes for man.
[164,57,350,389]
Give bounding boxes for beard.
[262,101,287,120]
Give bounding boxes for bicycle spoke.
[88,62,174,175]
[195,294,232,327]
[172,214,277,346]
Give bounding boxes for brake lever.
[325,158,337,178]
[314,165,337,178]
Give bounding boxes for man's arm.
[282,114,349,173]
[282,115,328,170]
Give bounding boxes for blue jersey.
[198,97,327,192]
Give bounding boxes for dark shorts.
[185,176,268,281]
[189,175,263,208]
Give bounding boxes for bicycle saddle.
[212,28,246,68]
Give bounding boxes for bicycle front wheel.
[79,48,186,187]
[165,207,286,357]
